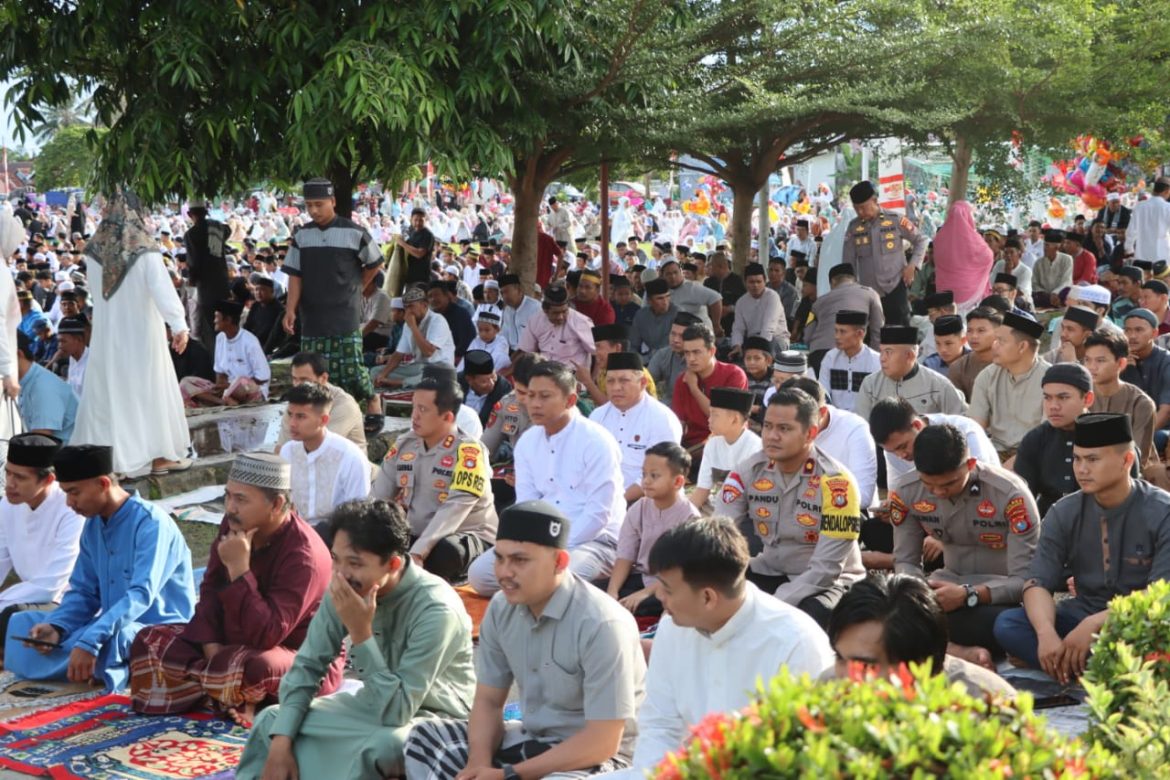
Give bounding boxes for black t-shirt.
[404,227,436,284]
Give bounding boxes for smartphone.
[15,636,61,650]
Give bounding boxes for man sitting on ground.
[130,454,341,722]
[947,306,1001,402]
[1014,364,1097,515]
[889,425,1040,668]
[371,284,455,397]
[275,351,367,452]
[969,311,1050,465]
[816,309,880,414]
[180,300,271,407]
[0,435,84,657]
[373,377,498,583]
[404,501,646,779]
[460,349,513,429]
[236,499,475,780]
[6,445,195,690]
[16,331,77,442]
[279,383,371,529]
[672,322,748,454]
[854,326,968,421]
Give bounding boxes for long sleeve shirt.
[280,431,371,523]
[814,408,878,509]
[46,492,195,688]
[517,309,595,369]
[731,288,789,349]
[1125,196,1170,262]
[0,485,85,612]
[269,561,476,739]
[1031,252,1073,294]
[589,394,683,489]
[854,363,968,421]
[514,412,626,547]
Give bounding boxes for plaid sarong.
[129,624,293,715]
[302,330,374,403]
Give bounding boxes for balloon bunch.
[1046,136,1128,209]
[682,187,712,216]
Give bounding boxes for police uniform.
[994,414,1170,669]
[840,181,928,326]
[481,391,531,461]
[720,446,865,627]
[373,427,497,582]
[889,461,1040,653]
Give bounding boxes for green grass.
[177,520,221,569]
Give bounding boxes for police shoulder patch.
[721,472,745,505]
[1006,496,1033,535]
[820,473,860,540]
[889,490,908,526]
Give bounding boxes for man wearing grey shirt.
[658,260,723,335]
[404,501,645,779]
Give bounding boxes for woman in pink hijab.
[932,200,994,312]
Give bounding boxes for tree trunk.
[729,181,758,273]
[948,135,972,208]
[508,167,551,294]
[757,185,770,260]
[328,160,355,218]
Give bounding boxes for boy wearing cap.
[590,353,682,503]
[130,453,340,719]
[359,272,395,354]
[0,435,84,658]
[629,277,677,357]
[188,300,271,406]
[816,309,881,414]
[720,388,866,628]
[921,314,970,377]
[804,263,884,357]
[606,442,699,616]
[741,336,776,422]
[7,445,195,691]
[1062,233,1098,286]
[690,388,762,512]
[404,500,646,779]
[1031,230,1074,308]
[1041,306,1100,365]
[1113,266,1142,321]
[728,263,789,359]
[460,349,512,428]
[56,314,88,399]
[994,413,1170,684]
[238,499,475,779]
[969,312,1051,463]
[460,308,510,374]
[889,424,1040,666]
[1013,364,1097,515]
[839,180,928,326]
[854,326,967,422]
[374,378,497,582]
[610,277,640,328]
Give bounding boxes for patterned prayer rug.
[0,694,247,779]
[455,585,491,640]
[0,671,103,723]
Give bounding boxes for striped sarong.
[302,330,374,403]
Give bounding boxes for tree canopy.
[32,125,104,192]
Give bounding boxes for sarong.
[302,330,374,403]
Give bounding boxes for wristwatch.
[963,584,979,609]
[501,764,521,780]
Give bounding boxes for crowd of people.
[0,172,1169,778]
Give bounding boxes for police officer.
[720,387,865,628]
[995,413,1170,684]
[889,424,1040,662]
[373,375,497,582]
[840,180,928,326]
[481,353,541,511]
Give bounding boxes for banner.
[877,138,906,213]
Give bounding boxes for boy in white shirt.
[458,306,510,373]
[607,442,700,616]
[690,388,761,510]
[179,300,271,406]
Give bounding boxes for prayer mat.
[455,585,491,641]
[302,331,373,403]
[380,389,414,408]
[0,671,103,723]
[0,693,248,779]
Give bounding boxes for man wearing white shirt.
[467,360,625,595]
[599,517,832,779]
[278,383,370,530]
[868,397,998,482]
[784,377,878,509]
[786,218,819,266]
[213,300,271,401]
[589,352,683,503]
[498,273,542,350]
[1126,180,1170,262]
[1021,221,1045,269]
[816,310,881,414]
[0,434,85,653]
[58,315,89,400]
[372,284,455,395]
[546,197,573,245]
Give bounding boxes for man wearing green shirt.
[235,498,476,780]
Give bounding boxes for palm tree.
[31,95,93,143]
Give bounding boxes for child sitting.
[690,387,761,511]
[459,306,510,373]
[611,276,641,327]
[607,442,699,616]
[741,335,774,427]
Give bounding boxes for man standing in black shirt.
[184,199,230,363]
[395,207,434,285]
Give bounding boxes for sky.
[2,78,40,157]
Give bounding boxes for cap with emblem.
[1002,311,1045,340]
[497,500,570,549]
[606,352,643,372]
[993,273,1018,288]
[1043,363,1092,393]
[402,285,428,304]
[880,326,919,346]
[933,314,964,337]
[828,263,855,280]
[742,336,772,354]
[7,433,62,469]
[836,309,868,327]
[923,291,954,309]
[710,387,754,417]
[1073,412,1132,447]
[774,350,807,374]
[644,278,669,297]
[229,452,291,491]
[463,350,495,376]
[592,324,629,343]
[850,181,877,204]
[302,178,334,199]
[477,307,501,325]
[53,445,114,482]
[1063,306,1100,331]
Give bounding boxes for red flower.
[797,705,825,733]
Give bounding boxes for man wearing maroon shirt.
[672,322,748,452]
[535,223,565,290]
[1062,234,1098,286]
[575,268,617,326]
[129,453,341,724]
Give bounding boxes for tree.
[33,125,104,191]
[29,95,94,144]
[0,0,553,214]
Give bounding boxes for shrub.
[654,663,1115,779]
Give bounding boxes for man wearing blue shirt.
[5,445,195,690]
[16,332,77,441]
